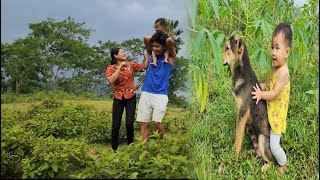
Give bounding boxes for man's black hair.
[150,32,168,47]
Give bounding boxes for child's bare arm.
[260,83,267,91]
[252,70,289,104]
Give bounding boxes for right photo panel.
[186,0,319,179]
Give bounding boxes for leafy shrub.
[24,102,95,139]
[85,111,112,142]
[1,92,18,104]
[1,126,35,178]
[71,132,192,179]
[21,136,90,179]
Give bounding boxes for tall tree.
[1,38,44,94]
[28,17,94,91]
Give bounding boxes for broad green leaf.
[48,170,54,178]
[206,30,222,76]
[253,48,260,61]
[40,162,49,171]
[259,50,267,69]
[52,163,58,172]
[29,172,35,178]
[15,147,24,156]
[210,0,220,20]
[22,173,28,179]
[195,27,206,53]
[261,20,267,37]
[216,33,225,47]
[129,172,138,179]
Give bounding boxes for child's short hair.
[273,23,292,48]
[155,18,166,27]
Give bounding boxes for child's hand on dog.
[252,83,262,104]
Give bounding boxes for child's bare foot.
[278,165,286,174]
[163,59,169,63]
[150,62,157,67]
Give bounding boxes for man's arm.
[166,37,176,64]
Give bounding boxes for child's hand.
[252,83,262,104]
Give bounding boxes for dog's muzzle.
[223,62,228,66]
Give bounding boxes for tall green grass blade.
[206,30,222,76]
[200,73,208,113]
[210,0,220,20]
[186,0,199,29]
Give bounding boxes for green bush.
[71,132,192,179]
[1,126,35,178]
[21,136,90,179]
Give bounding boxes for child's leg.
[163,50,169,63]
[270,130,287,172]
[145,53,150,63]
[150,51,157,66]
[143,36,152,56]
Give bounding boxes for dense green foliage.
[1,93,192,179]
[187,0,319,179]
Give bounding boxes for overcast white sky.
[1,0,188,57]
[1,0,308,59]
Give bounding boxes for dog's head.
[222,34,245,67]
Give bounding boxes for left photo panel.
[1,0,194,179]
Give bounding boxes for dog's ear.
[234,34,244,57]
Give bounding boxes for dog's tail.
[258,135,274,162]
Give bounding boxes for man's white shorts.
[136,91,168,122]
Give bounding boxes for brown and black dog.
[222,34,274,171]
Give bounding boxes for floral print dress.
[266,65,290,134]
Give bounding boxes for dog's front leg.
[234,108,250,155]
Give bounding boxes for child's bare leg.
[165,37,176,59]
[145,53,150,63]
[278,164,286,174]
[164,51,169,63]
[143,36,152,56]
[150,51,157,66]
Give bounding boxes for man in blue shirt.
[137,31,176,141]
